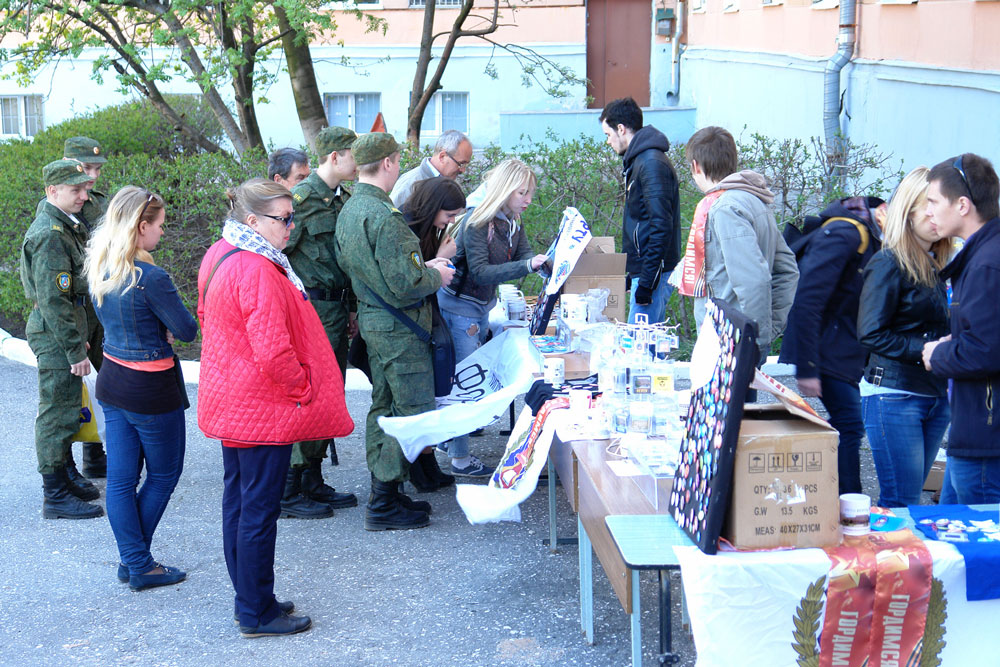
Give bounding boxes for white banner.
[545,207,592,295]
[379,328,543,462]
[456,405,567,524]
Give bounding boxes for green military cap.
[43,159,92,187]
[352,132,399,165]
[315,126,358,156]
[63,136,107,164]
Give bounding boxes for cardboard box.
[562,236,628,323]
[923,459,946,492]
[723,375,841,549]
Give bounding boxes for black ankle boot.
[302,458,357,509]
[42,471,103,519]
[280,468,333,519]
[65,453,99,501]
[420,452,455,488]
[397,482,432,515]
[364,476,429,531]
[82,442,107,478]
[407,454,440,493]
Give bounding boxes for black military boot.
[396,482,432,515]
[42,471,104,520]
[279,467,333,519]
[420,451,455,488]
[302,458,358,509]
[82,442,107,478]
[65,452,100,501]
[407,453,440,493]
[364,476,429,531]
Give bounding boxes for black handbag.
[360,284,456,397]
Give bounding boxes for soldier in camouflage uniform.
[280,126,360,519]
[63,136,110,478]
[334,133,455,531]
[20,160,106,519]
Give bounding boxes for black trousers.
[221,442,292,627]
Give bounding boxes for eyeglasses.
[953,155,975,201]
[446,153,471,169]
[259,211,295,228]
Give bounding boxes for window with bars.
[0,95,43,137]
[419,91,469,135]
[324,93,382,132]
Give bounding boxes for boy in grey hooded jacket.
[686,127,799,358]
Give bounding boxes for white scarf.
[222,218,306,296]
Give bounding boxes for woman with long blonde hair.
[857,167,951,507]
[437,158,548,477]
[86,186,198,591]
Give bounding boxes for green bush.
[0,98,262,345]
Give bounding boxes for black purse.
[360,284,456,397]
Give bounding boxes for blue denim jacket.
[94,261,198,362]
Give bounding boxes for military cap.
[316,126,358,156]
[43,159,93,187]
[352,132,399,165]
[63,136,107,164]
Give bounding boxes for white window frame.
[323,92,382,132]
[325,1,382,9]
[409,0,463,7]
[0,95,43,137]
[419,91,469,137]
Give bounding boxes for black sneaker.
[240,612,312,638]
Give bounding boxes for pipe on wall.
[823,0,858,168]
[669,1,686,103]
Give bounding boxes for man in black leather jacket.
[600,97,680,323]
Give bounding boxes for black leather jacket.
[621,126,680,290]
[857,249,949,396]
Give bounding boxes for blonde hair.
[227,178,292,223]
[882,166,951,287]
[466,159,536,230]
[86,186,165,307]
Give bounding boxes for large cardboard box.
[723,375,841,549]
[562,236,628,322]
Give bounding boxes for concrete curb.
[1,326,792,389]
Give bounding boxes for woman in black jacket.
[858,167,951,507]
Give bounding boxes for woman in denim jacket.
[85,186,197,591]
[857,167,951,507]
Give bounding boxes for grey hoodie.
[698,170,799,352]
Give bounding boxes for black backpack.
[783,214,872,262]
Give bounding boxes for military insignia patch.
[391,207,402,215]
[56,272,71,292]
[410,251,422,268]
[293,193,303,202]
[51,224,62,232]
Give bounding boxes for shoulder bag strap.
[360,281,431,344]
[202,248,243,302]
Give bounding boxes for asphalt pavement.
[0,350,891,667]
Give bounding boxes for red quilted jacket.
[196,239,354,446]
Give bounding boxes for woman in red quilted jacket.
[197,178,354,638]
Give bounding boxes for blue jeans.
[862,393,950,507]
[102,403,186,576]
[222,443,292,628]
[944,455,1000,504]
[819,375,865,495]
[439,308,489,459]
[628,278,674,324]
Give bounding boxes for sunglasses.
[139,192,155,219]
[259,211,295,228]
[953,155,974,200]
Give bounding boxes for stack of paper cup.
[499,286,527,321]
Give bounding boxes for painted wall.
[0,42,586,149]
[499,106,696,150]
[680,47,1000,173]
